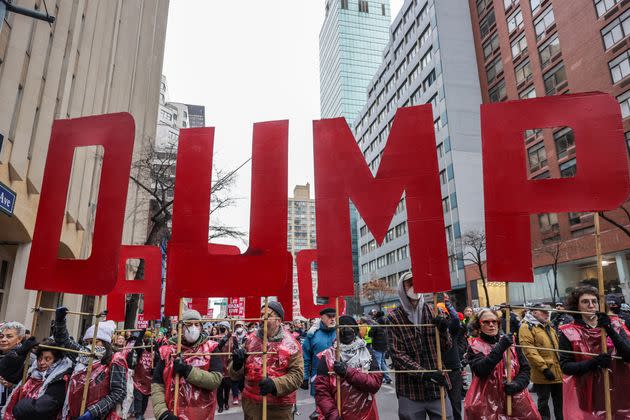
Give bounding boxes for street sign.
[0,181,16,216]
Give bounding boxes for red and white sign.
[136,313,149,329]
[228,298,245,318]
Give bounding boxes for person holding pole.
[518,303,563,420]
[386,271,453,420]
[302,308,337,398]
[131,331,153,420]
[558,286,630,417]
[151,309,224,420]
[314,314,383,419]
[229,301,303,420]
[53,307,127,420]
[464,308,540,419]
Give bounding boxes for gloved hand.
[158,411,179,420]
[333,361,347,377]
[422,370,447,387]
[542,368,556,381]
[497,334,513,352]
[300,379,310,389]
[16,337,38,357]
[217,334,230,351]
[77,410,93,420]
[258,377,277,396]
[503,380,520,395]
[592,353,612,369]
[55,306,69,323]
[232,348,247,371]
[596,312,612,329]
[173,358,192,378]
[433,316,449,333]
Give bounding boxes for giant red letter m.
[313,105,449,297]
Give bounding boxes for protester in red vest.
[315,315,383,420]
[464,308,540,420]
[229,301,303,420]
[2,339,72,419]
[53,307,127,420]
[151,309,224,420]
[558,285,630,418]
[130,331,153,420]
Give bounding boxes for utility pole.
[0,0,55,32]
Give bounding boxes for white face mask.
[184,326,201,343]
[406,286,422,301]
[236,327,244,333]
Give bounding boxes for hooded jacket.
[518,312,562,384]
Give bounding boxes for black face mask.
[339,327,356,345]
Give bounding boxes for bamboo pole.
[499,304,595,317]
[262,297,269,420]
[173,351,276,357]
[181,317,264,323]
[173,298,184,416]
[38,344,92,356]
[35,307,97,317]
[19,291,42,394]
[595,213,613,420]
[335,297,342,415]
[80,296,103,414]
[433,295,447,420]
[505,284,512,416]
[516,344,623,360]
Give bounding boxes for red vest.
[133,350,153,396]
[464,337,540,420]
[67,352,128,420]
[242,331,300,406]
[4,377,44,420]
[159,339,218,420]
[559,318,630,419]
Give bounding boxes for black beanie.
[264,301,285,320]
[320,307,336,316]
[339,315,357,326]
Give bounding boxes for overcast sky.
[162,1,403,250]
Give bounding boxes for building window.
[423,70,436,91]
[543,63,567,95]
[554,127,575,159]
[358,0,369,12]
[489,80,506,102]
[381,3,386,15]
[530,0,542,14]
[534,7,555,40]
[601,10,630,49]
[507,9,524,34]
[538,213,559,232]
[617,90,630,118]
[560,158,577,177]
[609,51,630,83]
[519,86,536,99]
[538,34,560,68]
[483,33,500,60]
[486,56,503,84]
[527,142,547,172]
[504,0,518,10]
[479,9,496,39]
[595,0,621,18]
[511,33,527,59]
[476,0,493,16]
[515,59,532,85]
[420,48,433,70]
[440,169,447,185]
[442,197,450,213]
[341,0,348,9]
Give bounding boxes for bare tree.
[599,204,630,237]
[462,230,490,306]
[541,240,565,304]
[361,277,395,311]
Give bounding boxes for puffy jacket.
[518,318,562,384]
[302,323,336,387]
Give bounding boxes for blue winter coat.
[302,322,336,395]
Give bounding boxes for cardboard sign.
[313,105,448,295]
[106,245,162,322]
[481,93,630,282]
[25,113,134,294]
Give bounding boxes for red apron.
[464,337,540,420]
[133,350,153,396]
[67,352,128,420]
[242,331,300,406]
[4,377,44,420]
[559,319,630,419]
[316,348,380,420]
[160,339,218,420]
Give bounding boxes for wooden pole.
[335,297,342,415]
[262,297,269,420]
[505,284,512,416]
[19,291,42,393]
[433,295,446,420]
[80,295,103,414]
[173,298,184,416]
[595,213,613,420]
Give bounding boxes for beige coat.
[518,319,562,384]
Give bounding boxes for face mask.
[339,328,356,345]
[184,326,201,343]
[406,285,421,300]
[236,327,244,333]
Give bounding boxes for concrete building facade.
[467,0,630,306]
[354,0,484,312]
[0,0,169,337]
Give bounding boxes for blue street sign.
[0,181,16,216]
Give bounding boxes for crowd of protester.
[0,277,628,419]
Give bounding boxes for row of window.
[359,221,408,255]
[359,199,406,237]
[360,245,409,275]
[526,128,575,174]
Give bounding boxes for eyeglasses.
[480,320,499,326]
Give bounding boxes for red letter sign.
[107,246,162,322]
[26,113,134,295]
[165,124,288,315]
[482,93,630,282]
[313,106,449,296]
[296,250,345,318]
